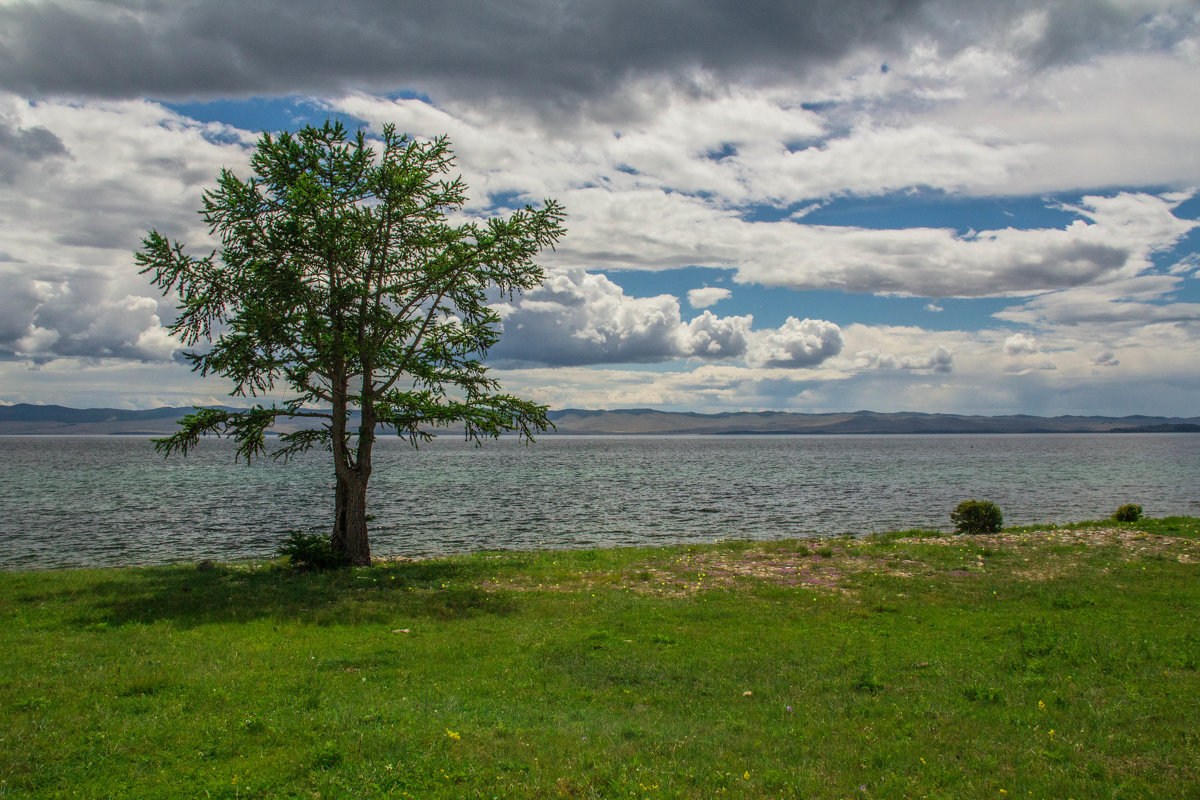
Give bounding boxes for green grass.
[2,517,1199,798]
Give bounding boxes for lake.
[1,433,1197,570]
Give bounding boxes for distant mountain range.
[0,404,196,436]
[2,403,1198,436]
[546,408,1200,435]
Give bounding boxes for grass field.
[2,517,1198,799]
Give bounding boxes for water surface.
[1,433,1196,569]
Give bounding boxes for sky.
[2,0,1199,417]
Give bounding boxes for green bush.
[278,531,349,570]
[1113,504,1143,523]
[950,500,1003,534]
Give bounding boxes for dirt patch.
[616,543,896,597]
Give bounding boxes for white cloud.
[0,93,251,362]
[0,356,235,409]
[924,50,1200,195]
[488,362,849,414]
[330,88,1200,305]
[490,268,848,369]
[994,274,1200,328]
[1,3,1199,416]
[1004,333,1038,355]
[838,324,965,374]
[0,265,179,361]
[799,11,1200,195]
[328,22,1200,205]
[679,310,752,359]
[746,317,844,368]
[490,268,685,366]
[853,345,954,373]
[1168,253,1200,276]
[687,287,732,308]
[551,187,1196,299]
[486,316,1200,415]
[749,123,1039,201]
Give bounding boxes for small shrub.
[950,500,1003,534]
[1113,503,1143,523]
[278,531,349,570]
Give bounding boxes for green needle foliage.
[137,122,566,565]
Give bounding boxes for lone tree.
[137,122,565,565]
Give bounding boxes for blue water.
[1,434,1197,569]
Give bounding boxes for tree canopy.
[137,121,566,565]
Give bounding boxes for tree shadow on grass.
[64,557,520,630]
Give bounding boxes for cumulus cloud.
[679,310,752,359]
[925,345,954,372]
[1004,333,1038,355]
[687,287,732,308]
[854,345,953,372]
[0,266,178,361]
[0,95,251,364]
[489,312,1200,416]
[747,317,844,368]
[0,2,1198,415]
[489,268,844,369]
[490,268,684,366]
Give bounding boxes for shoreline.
[4,516,1196,576]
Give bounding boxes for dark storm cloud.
[3,0,1174,106]
[1019,1,1200,68]
[0,0,920,102]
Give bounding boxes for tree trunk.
[331,471,371,566]
[332,473,349,552]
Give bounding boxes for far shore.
[3,403,1200,436]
